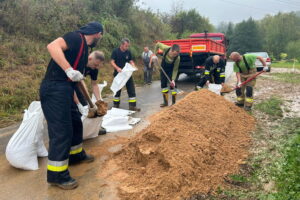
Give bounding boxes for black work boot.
[69,154,95,165]
[235,102,244,108]
[129,106,141,112]
[48,177,78,190]
[113,103,119,108]
[172,94,177,105]
[244,106,252,111]
[160,93,169,107]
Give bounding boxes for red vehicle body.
[158,32,228,77]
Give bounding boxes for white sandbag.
[92,81,107,102]
[6,101,47,170]
[106,107,135,117]
[110,63,137,95]
[128,117,141,125]
[101,108,139,132]
[82,117,102,140]
[76,104,101,140]
[208,84,222,95]
[102,115,132,132]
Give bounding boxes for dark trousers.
[160,68,176,92]
[40,80,86,183]
[113,75,137,107]
[144,65,153,83]
[198,71,225,87]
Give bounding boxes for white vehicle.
[246,52,271,72]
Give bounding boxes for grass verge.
[271,73,300,84]
[271,61,300,70]
[255,96,283,119]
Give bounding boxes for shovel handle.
[241,71,264,86]
[235,71,264,90]
[160,66,172,83]
[77,80,94,108]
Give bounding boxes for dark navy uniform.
[197,56,226,88]
[40,31,89,183]
[111,48,137,107]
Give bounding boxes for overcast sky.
[136,0,300,25]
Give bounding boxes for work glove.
[170,80,176,88]
[65,68,84,82]
[77,103,85,114]
[237,81,242,88]
[206,80,210,86]
[263,66,269,72]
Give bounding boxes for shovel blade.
[220,83,234,93]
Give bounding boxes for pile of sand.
[101,90,255,200]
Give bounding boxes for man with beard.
[39,22,103,190]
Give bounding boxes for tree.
[259,12,300,59]
[228,18,262,54]
[286,40,300,61]
[169,9,214,38]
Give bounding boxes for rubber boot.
[113,103,119,108]
[160,93,168,107]
[129,106,141,112]
[244,106,252,111]
[172,94,177,105]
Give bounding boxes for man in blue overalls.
[40,22,103,189]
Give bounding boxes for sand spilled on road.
[98,90,255,200]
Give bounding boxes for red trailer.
[158,32,228,78]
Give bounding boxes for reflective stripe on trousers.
[245,98,254,103]
[70,143,83,155]
[128,97,136,103]
[162,88,169,93]
[47,159,69,172]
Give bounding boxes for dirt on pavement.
[97,90,255,200]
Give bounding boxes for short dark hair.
[171,44,180,52]
[91,51,105,61]
[121,38,130,45]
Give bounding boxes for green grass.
[255,96,284,119]
[270,133,300,199]
[271,61,300,70]
[209,118,300,200]
[272,73,300,84]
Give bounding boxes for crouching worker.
[153,42,181,107]
[74,50,107,118]
[230,52,268,111]
[197,55,226,90]
[39,22,103,189]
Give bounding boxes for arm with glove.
[47,37,84,81]
[257,56,268,71]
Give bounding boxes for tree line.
[0,0,299,68]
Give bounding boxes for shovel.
[160,66,184,95]
[221,71,264,93]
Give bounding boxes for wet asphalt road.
[0,63,234,200]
